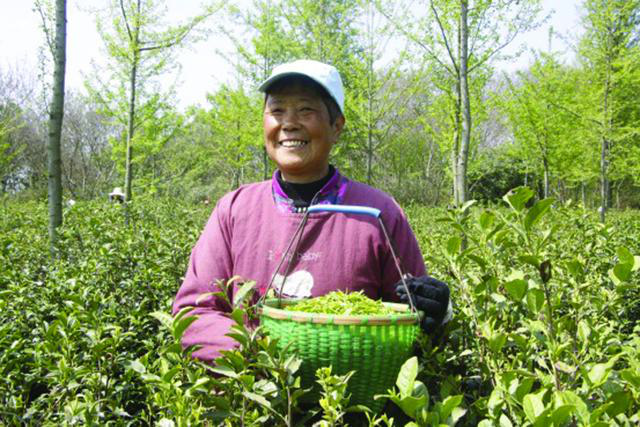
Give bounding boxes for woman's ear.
[332,115,345,141]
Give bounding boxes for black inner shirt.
[277,165,335,208]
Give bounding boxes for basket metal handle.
[260,204,417,313]
[307,204,381,218]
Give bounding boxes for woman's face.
[263,82,344,183]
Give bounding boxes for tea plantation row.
[1,191,639,426]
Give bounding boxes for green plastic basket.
[258,298,421,412]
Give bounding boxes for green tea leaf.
[461,200,477,212]
[127,359,146,374]
[396,356,418,395]
[605,391,630,418]
[450,407,467,426]
[244,391,272,409]
[524,198,554,232]
[395,395,428,419]
[489,332,507,354]
[161,367,180,383]
[550,405,574,426]
[504,278,528,301]
[499,414,513,427]
[479,211,495,231]
[519,255,541,268]
[608,268,621,286]
[566,259,584,279]
[515,378,535,402]
[613,262,632,282]
[440,394,463,420]
[231,308,245,325]
[446,236,461,257]
[616,247,634,265]
[523,393,544,422]
[209,365,238,378]
[467,254,488,269]
[587,363,611,386]
[526,288,545,314]
[233,281,256,307]
[172,314,198,341]
[504,187,534,212]
[620,369,640,388]
[151,311,174,331]
[577,321,591,344]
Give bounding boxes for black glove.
[395,275,450,334]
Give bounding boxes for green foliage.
[467,147,528,202]
[405,188,640,425]
[0,199,207,424]
[498,53,585,194]
[2,193,640,425]
[376,356,466,426]
[0,101,26,191]
[314,367,356,426]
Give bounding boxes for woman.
[173,59,451,362]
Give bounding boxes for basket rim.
[258,298,422,325]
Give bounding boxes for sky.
[0,0,584,110]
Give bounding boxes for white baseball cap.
[258,59,345,115]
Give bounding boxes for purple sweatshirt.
[172,169,426,362]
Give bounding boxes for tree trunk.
[366,95,373,185]
[600,136,609,222]
[599,46,613,223]
[581,181,586,208]
[124,51,138,203]
[455,0,470,207]
[424,139,435,202]
[366,0,374,186]
[263,147,269,180]
[451,83,461,206]
[234,122,240,188]
[48,0,67,257]
[124,0,142,203]
[543,155,550,199]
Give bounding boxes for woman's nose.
[281,110,301,130]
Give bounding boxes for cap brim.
[259,71,318,93]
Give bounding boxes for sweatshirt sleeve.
[172,198,238,363]
[379,200,426,303]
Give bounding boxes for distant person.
[109,187,125,203]
[173,59,452,362]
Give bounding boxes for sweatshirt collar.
[271,166,348,213]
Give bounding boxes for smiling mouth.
[279,140,308,148]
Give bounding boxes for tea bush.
[1,190,639,426]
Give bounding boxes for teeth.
[280,140,307,147]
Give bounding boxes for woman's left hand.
[395,275,450,333]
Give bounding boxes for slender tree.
[36,0,67,255]
[88,0,215,205]
[578,0,640,222]
[384,0,543,206]
[501,54,577,198]
[223,0,297,179]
